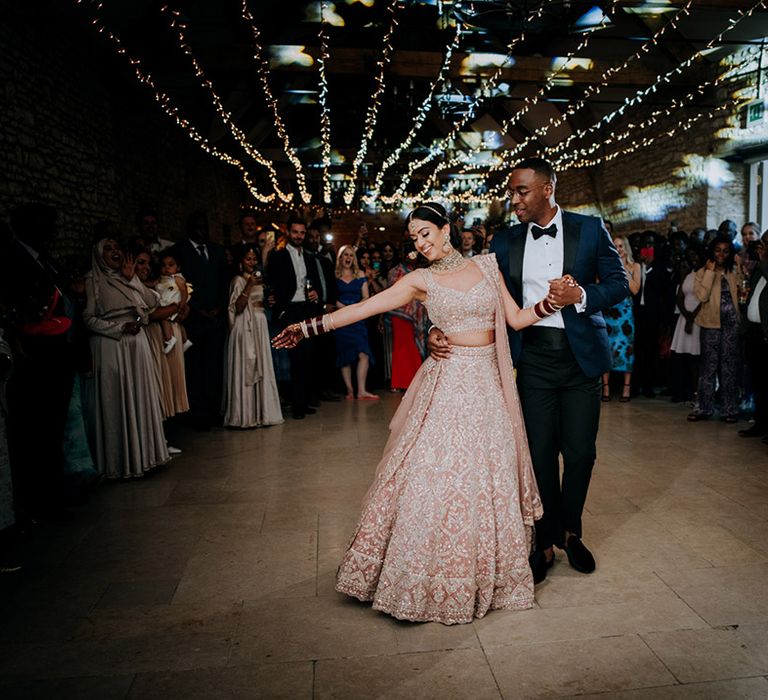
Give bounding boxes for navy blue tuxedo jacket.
[490,211,629,378]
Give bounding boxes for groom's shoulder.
[494,222,527,240]
[562,210,605,231]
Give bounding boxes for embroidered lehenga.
[335,254,543,624]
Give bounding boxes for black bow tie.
[531,224,557,240]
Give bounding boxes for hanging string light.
[162,6,293,203]
[318,0,333,204]
[239,0,312,203]
[445,0,693,185]
[557,101,734,171]
[468,0,768,201]
[546,0,768,160]
[381,1,551,205]
[552,54,753,170]
[364,19,463,206]
[414,0,619,201]
[343,0,402,206]
[78,0,276,203]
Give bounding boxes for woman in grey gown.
[223,245,283,428]
[82,239,169,478]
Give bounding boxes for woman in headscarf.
[82,238,169,478]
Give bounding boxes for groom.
[429,157,628,582]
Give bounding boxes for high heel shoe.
[619,381,631,402]
[601,383,611,402]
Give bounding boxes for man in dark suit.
[306,223,341,402]
[268,218,323,419]
[430,157,628,582]
[739,232,768,442]
[170,211,230,431]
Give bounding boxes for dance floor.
[1,394,768,698]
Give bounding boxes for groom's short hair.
[513,157,556,186]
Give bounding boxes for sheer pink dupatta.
[364,253,543,527]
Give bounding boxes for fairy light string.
[414,0,619,202]
[446,0,694,185]
[318,0,333,204]
[364,18,463,206]
[382,1,550,205]
[344,0,402,206]
[240,0,312,203]
[79,0,276,203]
[162,5,292,203]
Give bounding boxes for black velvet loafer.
[529,549,555,584]
[561,535,596,574]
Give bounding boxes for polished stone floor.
[1,394,768,699]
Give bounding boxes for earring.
[442,236,451,252]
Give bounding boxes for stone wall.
[0,7,245,260]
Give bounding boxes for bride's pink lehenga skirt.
[336,343,537,625]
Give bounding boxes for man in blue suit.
[430,158,628,583]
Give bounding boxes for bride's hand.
[427,326,452,360]
[272,324,304,349]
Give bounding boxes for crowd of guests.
[0,203,766,572]
[600,219,768,440]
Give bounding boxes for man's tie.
[196,243,209,262]
[531,224,557,240]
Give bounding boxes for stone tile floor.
[1,395,767,698]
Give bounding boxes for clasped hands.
[428,274,581,360]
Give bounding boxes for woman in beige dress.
[134,248,189,419]
[83,238,169,478]
[223,245,283,428]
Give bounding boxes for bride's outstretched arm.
[273,272,423,348]
[497,271,566,330]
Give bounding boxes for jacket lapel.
[508,224,526,304]
[562,211,581,276]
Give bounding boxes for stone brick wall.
[0,8,245,260]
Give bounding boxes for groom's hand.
[548,277,583,307]
[427,327,452,360]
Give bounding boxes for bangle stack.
[531,297,564,320]
[298,313,336,339]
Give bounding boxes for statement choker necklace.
[430,248,467,273]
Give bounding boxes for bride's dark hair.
[407,202,462,250]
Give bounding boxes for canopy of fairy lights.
[75,0,768,213]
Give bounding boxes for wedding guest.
[268,217,323,419]
[688,236,744,423]
[155,252,192,355]
[335,245,377,400]
[224,246,283,428]
[306,222,340,402]
[134,249,189,420]
[238,211,259,246]
[669,245,703,404]
[0,329,19,572]
[602,235,641,401]
[387,244,427,391]
[82,239,169,478]
[2,203,75,520]
[739,232,768,439]
[460,229,479,258]
[137,207,174,255]
[170,211,230,431]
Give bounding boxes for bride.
[273,202,576,625]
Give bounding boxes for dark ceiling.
[18,1,768,207]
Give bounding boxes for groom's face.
[507,169,554,225]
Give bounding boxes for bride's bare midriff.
[445,330,495,347]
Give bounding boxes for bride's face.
[408,218,450,262]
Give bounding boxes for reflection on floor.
[1,394,768,699]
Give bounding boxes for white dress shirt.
[521,206,587,329]
[286,243,307,302]
[747,276,766,323]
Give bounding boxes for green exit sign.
[746,100,765,126]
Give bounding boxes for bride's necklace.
[430,248,467,273]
